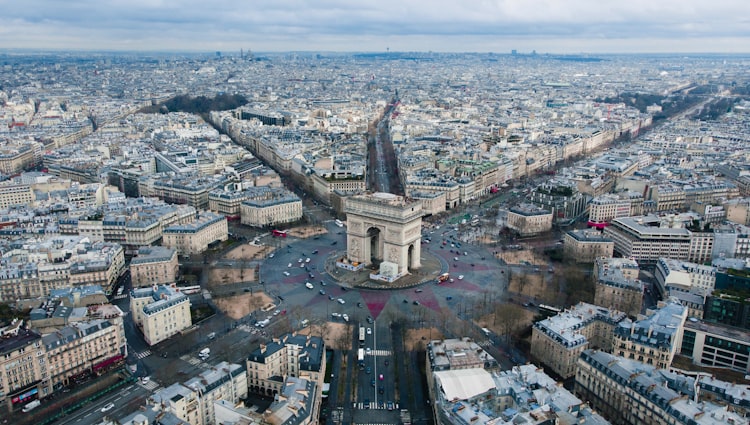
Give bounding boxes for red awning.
[93,354,124,371]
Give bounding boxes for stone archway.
[345,192,423,276]
[367,227,382,264]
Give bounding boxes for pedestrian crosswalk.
[181,354,210,367]
[135,350,152,359]
[368,349,391,357]
[139,380,160,391]
[353,401,399,410]
[477,340,493,347]
[113,294,128,300]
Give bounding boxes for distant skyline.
[2,0,749,54]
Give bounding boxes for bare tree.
[516,272,531,297]
[495,303,525,344]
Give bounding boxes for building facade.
[130,246,179,288]
[130,284,192,346]
[531,302,626,379]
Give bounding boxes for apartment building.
[43,319,126,391]
[613,300,687,369]
[310,173,366,204]
[427,337,499,372]
[246,333,325,398]
[604,215,713,266]
[429,360,607,425]
[410,190,447,216]
[655,257,716,300]
[130,246,179,287]
[680,318,750,375]
[67,243,126,295]
[575,349,747,425]
[0,321,48,410]
[531,302,627,379]
[593,257,643,318]
[138,172,226,210]
[0,142,42,174]
[405,175,461,210]
[260,376,318,425]
[528,180,588,225]
[647,184,686,212]
[150,383,202,425]
[239,188,303,228]
[162,211,228,256]
[563,229,614,263]
[588,193,636,225]
[130,284,192,346]
[0,181,34,209]
[506,204,552,237]
[183,362,247,425]
[0,239,125,302]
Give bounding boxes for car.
[379,386,384,394]
[274,310,280,315]
[387,401,395,411]
[305,282,314,289]
[458,275,464,280]
[403,299,408,303]
[305,258,311,263]
[337,298,345,304]
[269,253,274,258]
[446,296,453,300]
[365,367,371,374]
[413,300,420,305]
[366,327,372,335]
[357,302,363,308]
[309,273,315,278]
[283,271,290,276]
[312,250,319,254]
[298,258,303,263]
[454,257,459,261]
[328,295,335,300]
[366,347,372,354]
[379,373,384,380]
[320,281,326,286]
[101,402,115,412]
[331,241,337,245]
[287,263,292,268]
[415,289,423,293]
[300,263,305,268]
[366,316,373,324]
[319,289,326,295]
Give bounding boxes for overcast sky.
[1,0,748,54]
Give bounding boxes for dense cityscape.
[0,49,750,425]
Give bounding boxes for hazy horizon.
[2,0,749,55]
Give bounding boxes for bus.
[178,285,201,295]
[538,304,562,318]
[357,348,365,367]
[359,326,366,346]
[272,229,287,237]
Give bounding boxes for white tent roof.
[434,368,495,401]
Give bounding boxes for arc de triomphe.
[344,192,422,276]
